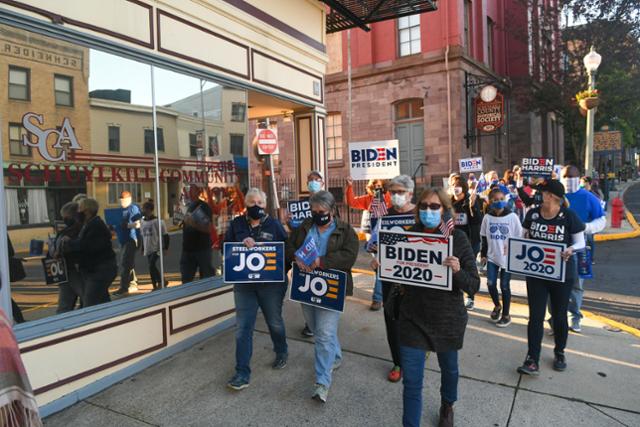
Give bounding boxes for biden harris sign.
[349,140,400,180]
[223,242,285,283]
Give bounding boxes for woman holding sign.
[398,188,480,427]
[287,191,359,403]
[224,188,289,391]
[517,180,585,376]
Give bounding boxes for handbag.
[383,284,404,321]
[9,257,26,283]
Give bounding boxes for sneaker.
[496,316,512,328]
[332,358,342,372]
[569,318,582,333]
[370,301,382,311]
[547,318,554,336]
[387,365,402,383]
[465,298,475,311]
[553,352,567,372]
[301,324,314,338]
[111,288,129,296]
[490,306,502,321]
[272,354,288,370]
[517,356,540,376]
[438,402,454,427]
[312,383,329,403]
[227,374,249,391]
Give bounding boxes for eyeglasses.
[311,210,329,215]
[390,190,407,195]
[419,202,442,210]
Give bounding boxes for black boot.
[438,401,454,427]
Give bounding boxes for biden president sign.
[349,140,400,180]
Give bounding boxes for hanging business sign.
[289,264,347,313]
[506,237,566,282]
[594,131,622,152]
[349,140,400,180]
[223,242,285,283]
[475,93,504,132]
[256,128,279,155]
[378,230,453,290]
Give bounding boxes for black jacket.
[451,194,483,247]
[398,227,480,352]
[286,217,359,296]
[67,215,116,271]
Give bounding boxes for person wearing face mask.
[561,166,605,333]
[225,188,289,391]
[112,191,142,296]
[52,202,85,313]
[450,176,483,311]
[62,198,117,308]
[517,180,585,376]
[345,177,391,310]
[181,185,214,284]
[286,191,359,403]
[369,175,416,383]
[398,188,480,427]
[480,188,523,327]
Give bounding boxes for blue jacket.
[116,204,142,245]
[566,188,604,224]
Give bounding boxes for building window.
[398,14,421,57]
[327,113,343,161]
[394,99,424,121]
[108,126,120,152]
[189,133,198,157]
[54,75,73,106]
[8,123,31,156]
[230,134,244,156]
[464,0,473,54]
[144,128,164,154]
[208,135,219,157]
[108,183,142,205]
[487,18,494,69]
[8,66,30,100]
[231,103,246,122]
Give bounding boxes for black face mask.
[312,212,331,226]
[76,212,86,223]
[534,192,543,205]
[247,205,265,220]
[64,217,75,227]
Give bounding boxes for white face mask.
[454,187,463,196]
[120,197,132,208]
[561,177,580,194]
[391,193,407,208]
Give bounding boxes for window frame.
[326,113,343,162]
[8,65,30,101]
[230,102,246,122]
[397,14,421,58]
[8,122,32,157]
[108,125,120,152]
[464,0,473,55]
[54,74,74,107]
[229,133,244,157]
[144,127,165,154]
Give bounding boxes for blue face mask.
[419,209,441,229]
[308,180,322,193]
[490,201,507,211]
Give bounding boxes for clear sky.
[89,50,219,106]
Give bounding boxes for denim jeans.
[57,265,84,313]
[400,346,459,427]
[301,304,342,387]
[586,233,595,261]
[180,248,214,284]
[147,252,161,289]
[234,283,288,381]
[118,239,138,291]
[372,274,383,303]
[486,261,512,317]
[82,258,117,308]
[568,278,584,322]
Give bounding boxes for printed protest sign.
[521,157,554,178]
[42,258,68,285]
[378,230,453,290]
[380,214,415,231]
[288,199,311,228]
[294,234,320,266]
[223,242,285,283]
[459,157,484,173]
[506,237,566,282]
[289,264,347,313]
[349,140,400,180]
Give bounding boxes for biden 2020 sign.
[506,237,566,282]
[349,140,400,180]
[290,264,347,313]
[378,230,453,291]
[223,242,285,283]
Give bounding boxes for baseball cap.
[307,170,324,181]
[537,179,565,199]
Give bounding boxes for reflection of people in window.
[113,191,142,296]
[53,202,85,313]
[181,185,214,283]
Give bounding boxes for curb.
[351,268,640,339]
[595,210,640,241]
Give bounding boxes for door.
[395,121,424,177]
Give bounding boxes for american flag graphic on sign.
[370,196,388,218]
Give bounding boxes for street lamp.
[583,46,602,177]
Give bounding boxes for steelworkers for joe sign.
[378,230,453,290]
[223,242,285,283]
[290,264,347,313]
[349,140,400,180]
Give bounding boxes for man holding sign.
[516,180,585,377]
[286,191,358,403]
[224,188,289,391]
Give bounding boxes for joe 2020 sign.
[506,237,566,282]
[223,242,285,283]
[289,264,347,313]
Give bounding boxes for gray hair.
[60,201,79,218]
[244,187,267,204]
[79,198,99,216]
[309,190,336,213]
[72,193,87,203]
[388,175,415,192]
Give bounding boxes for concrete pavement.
[44,272,640,427]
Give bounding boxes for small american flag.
[439,211,455,238]
[370,195,388,218]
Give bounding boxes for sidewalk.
[597,179,640,240]
[44,272,640,427]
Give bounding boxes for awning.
[322,0,438,33]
